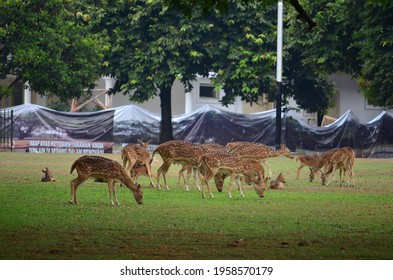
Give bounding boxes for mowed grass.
[0,152,392,260]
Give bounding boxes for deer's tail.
[70,162,77,174]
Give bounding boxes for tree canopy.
[287,0,393,109]
[98,0,336,142]
[0,0,106,100]
[2,0,392,143]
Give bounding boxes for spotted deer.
[321,147,355,187]
[69,155,142,205]
[269,172,286,189]
[130,163,156,182]
[308,148,340,182]
[228,142,294,178]
[41,167,56,182]
[151,140,208,191]
[177,142,230,191]
[295,153,321,181]
[198,151,267,199]
[121,139,155,188]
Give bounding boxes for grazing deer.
[130,163,156,182]
[41,167,56,182]
[151,140,207,191]
[308,148,340,183]
[121,139,156,188]
[295,153,321,181]
[177,142,230,190]
[69,155,142,205]
[269,172,286,189]
[321,147,355,187]
[198,151,267,199]
[228,142,294,178]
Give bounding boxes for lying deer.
[41,167,56,182]
[69,155,142,205]
[269,172,286,189]
[198,151,267,199]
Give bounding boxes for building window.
[199,84,217,99]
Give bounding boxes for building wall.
[329,74,393,122]
[2,74,392,124]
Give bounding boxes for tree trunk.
[159,85,174,143]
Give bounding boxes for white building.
[1,74,392,124]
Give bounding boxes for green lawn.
[0,152,392,259]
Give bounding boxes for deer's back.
[71,156,126,179]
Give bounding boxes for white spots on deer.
[69,155,142,205]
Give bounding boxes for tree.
[198,2,335,118]
[0,0,106,100]
[99,0,225,142]
[163,0,316,29]
[287,0,393,109]
[99,0,337,143]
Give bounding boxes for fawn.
[41,167,56,182]
[269,172,286,189]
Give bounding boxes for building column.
[103,76,115,108]
[185,91,193,114]
[234,96,242,113]
[24,82,31,104]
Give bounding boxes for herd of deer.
[42,139,355,205]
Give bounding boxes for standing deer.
[130,163,156,182]
[69,155,142,205]
[41,167,56,182]
[121,139,155,188]
[308,148,340,183]
[321,147,355,187]
[177,142,229,190]
[295,153,321,181]
[151,140,207,191]
[198,151,267,199]
[228,142,294,178]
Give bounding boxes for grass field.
[0,152,392,260]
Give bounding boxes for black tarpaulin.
[2,103,393,157]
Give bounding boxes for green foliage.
[208,2,277,106]
[287,0,393,109]
[0,0,107,100]
[354,1,393,108]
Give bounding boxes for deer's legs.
[144,161,156,188]
[177,164,188,188]
[70,176,88,204]
[236,176,245,198]
[296,164,305,180]
[125,158,137,180]
[192,166,201,191]
[201,169,215,199]
[157,160,172,190]
[228,173,236,199]
[262,159,272,179]
[107,179,119,206]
